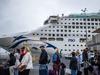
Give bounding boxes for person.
[39,46,48,75]
[9,52,16,75]
[69,52,78,75]
[52,48,61,75]
[82,48,89,75]
[82,48,88,62]
[60,62,66,75]
[18,46,33,75]
[14,49,20,75]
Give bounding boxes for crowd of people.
[0,46,100,75]
[0,46,33,75]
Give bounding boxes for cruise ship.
[24,12,100,56]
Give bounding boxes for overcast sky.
[0,0,100,36]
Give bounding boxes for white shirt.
[14,53,20,68]
[21,52,33,69]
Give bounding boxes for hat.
[40,45,45,48]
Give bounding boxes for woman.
[18,46,33,75]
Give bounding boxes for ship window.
[61,26,63,28]
[49,26,51,28]
[68,34,71,36]
[53,26,55,28]
[91,23,94,25]
[95,19,98,21]
[37,34,39,35]
[80,34,83,36]
[64,34,67,36]
[92,27,94,29]
[80,26,83,29]
[65,30,67,32]
[76,19,78,20]
[95,23,98,25]
[61,30,63,32]
[65,19,67,20]
[88,23,90,25]
[88,30,90,32]
[41,34,43,35]
[80,22,82,25]
[61,22,63,24]
[45,30,47,31]
[65,23,67,24]
[56,38,63,41]
[65,44,67,46]
[80,38,86,42]
[73,34,75,36]
[84,23,86,25]
[33,33,35,35]
[48,38,55,41]
[57,30,59,32]
[88,26,90,29]
[52,34,55,36]
[69,49,71,51]
[68,23,70,24]
[49,30,51,32]
[69,30,71,32]
[53,30,55,32]
[45,34,47,35]
[72,22,75,24]
[76,26,79,28]
[84,26,86,29]
[76,34,79,36]
[61,34,63,36]
[69,44,71,46]
[83,19,86,21]
[41,30,43,31]
[69,19,71,20]
[88,35,90,37]
[65,49,67,51]
[40,37,47,41]
[72,26,75,28]
[77,45,79,46]
[76,22,79,25]
[68,26,71,28]
[57,26,59,28]
[81,45,83,46]
[57,34,59,36]
[73,45,75,46]
[91,18,94,21]
[48,34,51,36]
[64,26,67,28]
[87,19,90,21]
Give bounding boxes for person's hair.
[71,52,76,57]
[16,49,20,53]
[40,46,45,48]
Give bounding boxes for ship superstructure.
[28,12,100,56]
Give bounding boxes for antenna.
[81,8,87,14]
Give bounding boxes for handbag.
[18,64,27,72]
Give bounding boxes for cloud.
[0,0,100,35]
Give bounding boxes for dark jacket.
[69,57,78,70]
[39,50,48,64]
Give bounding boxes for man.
[39,46,48,75]
[52,48,61,75]
[69,52,78,75]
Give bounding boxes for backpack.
[52,53,60,64]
